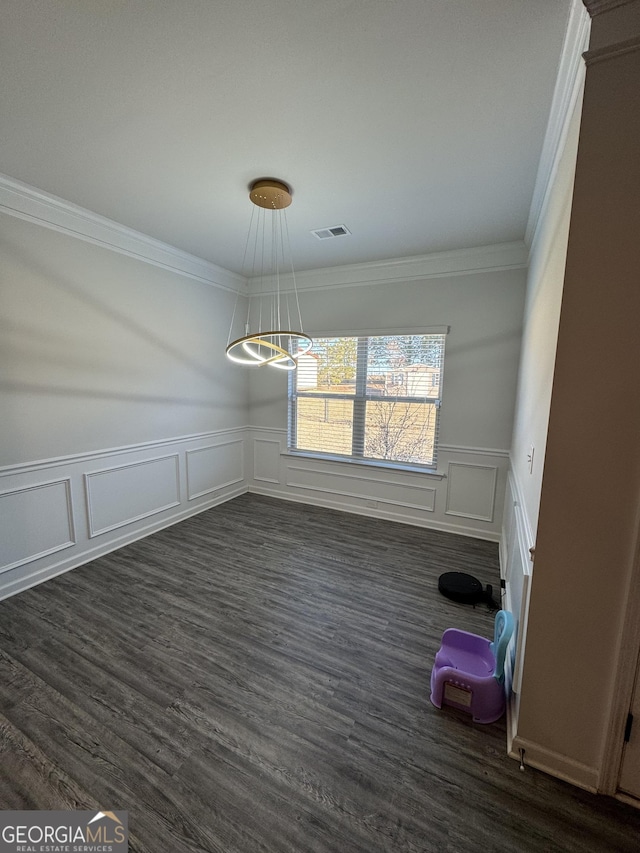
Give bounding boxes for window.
[288,332,446,469]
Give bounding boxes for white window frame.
[287,329,447,472]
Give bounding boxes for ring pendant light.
[226,179,312,370]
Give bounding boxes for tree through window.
[288,332,446,468]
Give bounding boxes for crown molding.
[0,173,525,298]
[584,0,637,15]
[584,33,640,62]
[0,173,247,294]
[248,241,528,295]
[525,0,591,250]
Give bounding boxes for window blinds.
[288,332,446,469]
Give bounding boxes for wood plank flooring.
[1,493,639,851]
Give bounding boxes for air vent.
[311,224,351,240]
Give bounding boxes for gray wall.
[1,214,248,465]
[245,262,526,541]
[0,186,526,595]
[0,206,249,599]
[509,98,583,539]
[249,269,526,452]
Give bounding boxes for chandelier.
[226,179,312,370]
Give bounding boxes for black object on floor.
[438,571,499,610]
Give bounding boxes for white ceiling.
[1,1,571,275]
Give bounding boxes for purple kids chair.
[430,609,514,724]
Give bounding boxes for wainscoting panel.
[186,440,244,500]
[501,466,535,755]
[253,439,282,485]
[286,463,436,512]
[85,455,181,537]
[0,429,248,601]
[501,469,534,690]
[0,479,75,573]
[247,428,509,540]
[445,462,497,522]
[1,428,510,601]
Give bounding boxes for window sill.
[281,450,446,479]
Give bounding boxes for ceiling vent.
[311,224,351,240]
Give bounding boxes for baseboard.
[248,484,501,542]
[616,791,640,810]
[509,736,599,793]
[506,690,521,757]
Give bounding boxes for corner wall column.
[513,0,640,793]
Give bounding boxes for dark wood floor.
[1,494,639,852]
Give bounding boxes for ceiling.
[1,1,571,275]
